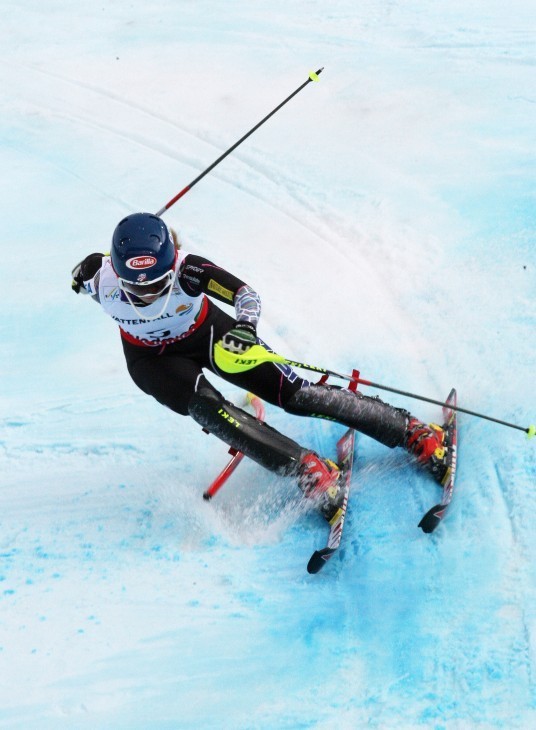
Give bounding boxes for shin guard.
[285,384,408,448]
[188,386,307,476]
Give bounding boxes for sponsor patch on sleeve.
[208,279,234,301]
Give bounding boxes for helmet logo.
[126,255,157,270]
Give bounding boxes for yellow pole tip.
[309,71,320,82]
[527,425,536,439]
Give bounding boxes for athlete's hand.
[71,263,86,294]
[220,321,257,355]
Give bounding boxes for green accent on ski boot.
[527,424,536,439]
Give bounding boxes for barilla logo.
[126,256,157,270]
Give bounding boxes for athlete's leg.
[187,384,308,476]
[121,333,309,476]
[284,383,408,447]
[122,337,202,415]
[201,304,306,406]
[284,383,446,469]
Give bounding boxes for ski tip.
[527,424,536,439]
[442,388,457,425]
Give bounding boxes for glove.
[71,254,103,294]
[220,321,257,355]
[71,263,86,294]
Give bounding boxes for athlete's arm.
[71,253,105,302]
[178,254,261,326]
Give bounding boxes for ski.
[418,388,458,533]
[307,428,356,574]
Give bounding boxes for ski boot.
[298,452,344,522]
[404,418,448,483]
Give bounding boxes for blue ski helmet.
[111,213,176,284]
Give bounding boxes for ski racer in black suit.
[72,212,447,517]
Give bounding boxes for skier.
[72,212,447,518]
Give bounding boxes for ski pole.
[155,68,323,216]
[213,343,536,438]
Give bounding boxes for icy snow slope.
[1,1,535,728]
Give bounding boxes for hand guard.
[71,254,104,294]
[220,321,257,355]
[71,263,87,294]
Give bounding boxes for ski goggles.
[118,268,176,299]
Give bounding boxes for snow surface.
[1,1,535,728]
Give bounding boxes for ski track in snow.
[1,1,535,728]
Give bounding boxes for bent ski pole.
[213,343,535,438]
[156,68,324,216]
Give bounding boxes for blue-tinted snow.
[0,2,534,728]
